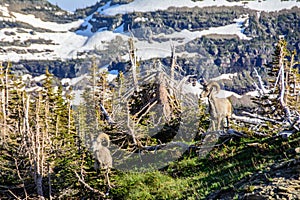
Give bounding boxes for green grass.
[111,171,189,200]
[108,132,300,199]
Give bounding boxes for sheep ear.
[200,77,207,86]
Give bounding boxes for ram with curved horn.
[200,81,233,131]
[92,133,113,188]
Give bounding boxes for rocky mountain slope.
[0,0,299,93]
[0,0,75,23]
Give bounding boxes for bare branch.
[241,111,282,124]
[136,100,158,125]
[8,190,21,200]
[14,158,28,199]
[99,103,115,125]
[253,68,268,94]
[231,114,265,125]
[74,171,105,197]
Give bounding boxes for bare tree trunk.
[5,64,9,115]
[35,93,45,199]
[0,63,7,144]
[169,45,177,96]
[128,38,139,91]
[48,163,52,200]
[170,44,176,81]
[278,45,291,122]
[91,57,97,105]
[55,115,59,151]
[68,100,71,135]
[101,73,107,109]
[158,73,171,121]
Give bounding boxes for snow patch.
[12,12,82,32]
[0,4,10,18]
[211,73,238,81]
[216,90,242,99]
[22,74,33,81]
[246,90,260,97]
[25,86,43,93]
[100,0,300,16]
[182,82,202,96]
[134,17,148,23]
[131,15,250,60]
[1,0,299,62]
[61,74,88,86]
[0,13,250,62]
[33,74,47,82]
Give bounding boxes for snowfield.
[0,12,252,61]
[100,0,300,15]
[1,0,299,62]
[12,12,83,32]
[0,4,10,19]
[211,73,238,81]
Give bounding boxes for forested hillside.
[0,38,299,199]
[0,0,300,199]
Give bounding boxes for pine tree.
[78,58,114,148]
[0,66,83,198]
[0,62,32,199]
[253,38,300,135]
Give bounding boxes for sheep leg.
[209,120,216,131]
[225,116,230,129]
[94,161,100,173]
[105,168,112,189]
[217,118,222,131]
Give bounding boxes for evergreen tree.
[0,66,82,199]
[253,38,300,134]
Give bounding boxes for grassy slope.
[109,132,300,199]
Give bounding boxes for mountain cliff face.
[76,2,300,76]
[1,0,75,23]
[0,0,299,93]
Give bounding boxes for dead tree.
[92,133,112,188]
[157,72,172,121]
[128,37,138,91]
[200,81,233,131]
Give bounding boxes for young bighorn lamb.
[200,81,232,131]
[93,133,112,188]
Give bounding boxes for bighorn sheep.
[92,133,112,188]
[200,81,232,131]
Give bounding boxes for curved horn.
[206,81,221,93]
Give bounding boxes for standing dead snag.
[200,81,232,131]
[128,37,138,91]
[157,72,172,121]
[170,44,176,81]
[92,133,112,188]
